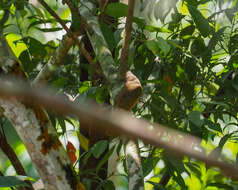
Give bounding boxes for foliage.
[1,0,238,189]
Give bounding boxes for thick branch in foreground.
[0,79,238,180]
[0,98,78,190]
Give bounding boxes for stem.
[119,0,135,78]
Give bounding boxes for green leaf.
[145,25,172,33]
[191,37,206,57]
[206,183,233,190]
[0,176,30,187]
[219,134,232,148]
[133,17,146,29]
[187,4,213,37]
[96,145,115,173]
[142,157,160,176]
[116,139,123,156]
[157,37,171,55]
[185,162,201,178]
[19,50,34,74]
[99,21,116,51]
[51,77,68,88]
[205,120,222,133]
[27,19,57,31]
[23,37,47,59]
[35,27,63,32]
[91,140,108,159]
[58,117,66,134]
[180,25,195,36]
[208,27,226,50]
[146,40,160,56]
[146,38,170,56]
[102,180,115,190]
[188,111,204,127]
[104,3,128,18]
[78,81,91,94]
[147,181,167,190]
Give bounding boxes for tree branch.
[119,0,135,78]
[115,1,144,188]
[0,129,34,190]
[62,0,93,34]
[0,78,237,180]
[37,0,98,70]
[33,34,74,85]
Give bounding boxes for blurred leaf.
[35,27,63,32]
[19,50,34,74]
[229,34,238,54]
[0,176,33,187]
[157,37,171,56]
[205,120,222,133]
[187,4,213,37]
[96,145,115,174]
[105,3,128,18]
[180,25,195,36]
[219,134,232,148]
[133,17,146,29]
[142,157,159,176]
[77,133,89,151]
[188,111,204,127]
[100,21,116,51]
[91,140,108,159]
[154,0,178,22]
[22,37,47,59]
[146,38,170,56]
[185,162,201,178]
[58,117,66,134]
[147,181,167,190]
[191,37,206,57]
[102,180,115,190]
[116,139,123,156]
[145,25,171,33]
[206,183,233,190]
[27,19,60,31]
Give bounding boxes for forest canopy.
[0,0,238,190]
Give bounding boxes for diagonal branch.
[33,34,74,85]
[0,129,34,190]
[37,0,98,70]
[0,78,238,180]
[62,0,93,34]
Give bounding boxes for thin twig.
[62,0,93,34]
[119,0,135,78]
[38,0,96,67]
[101,0,110,13]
